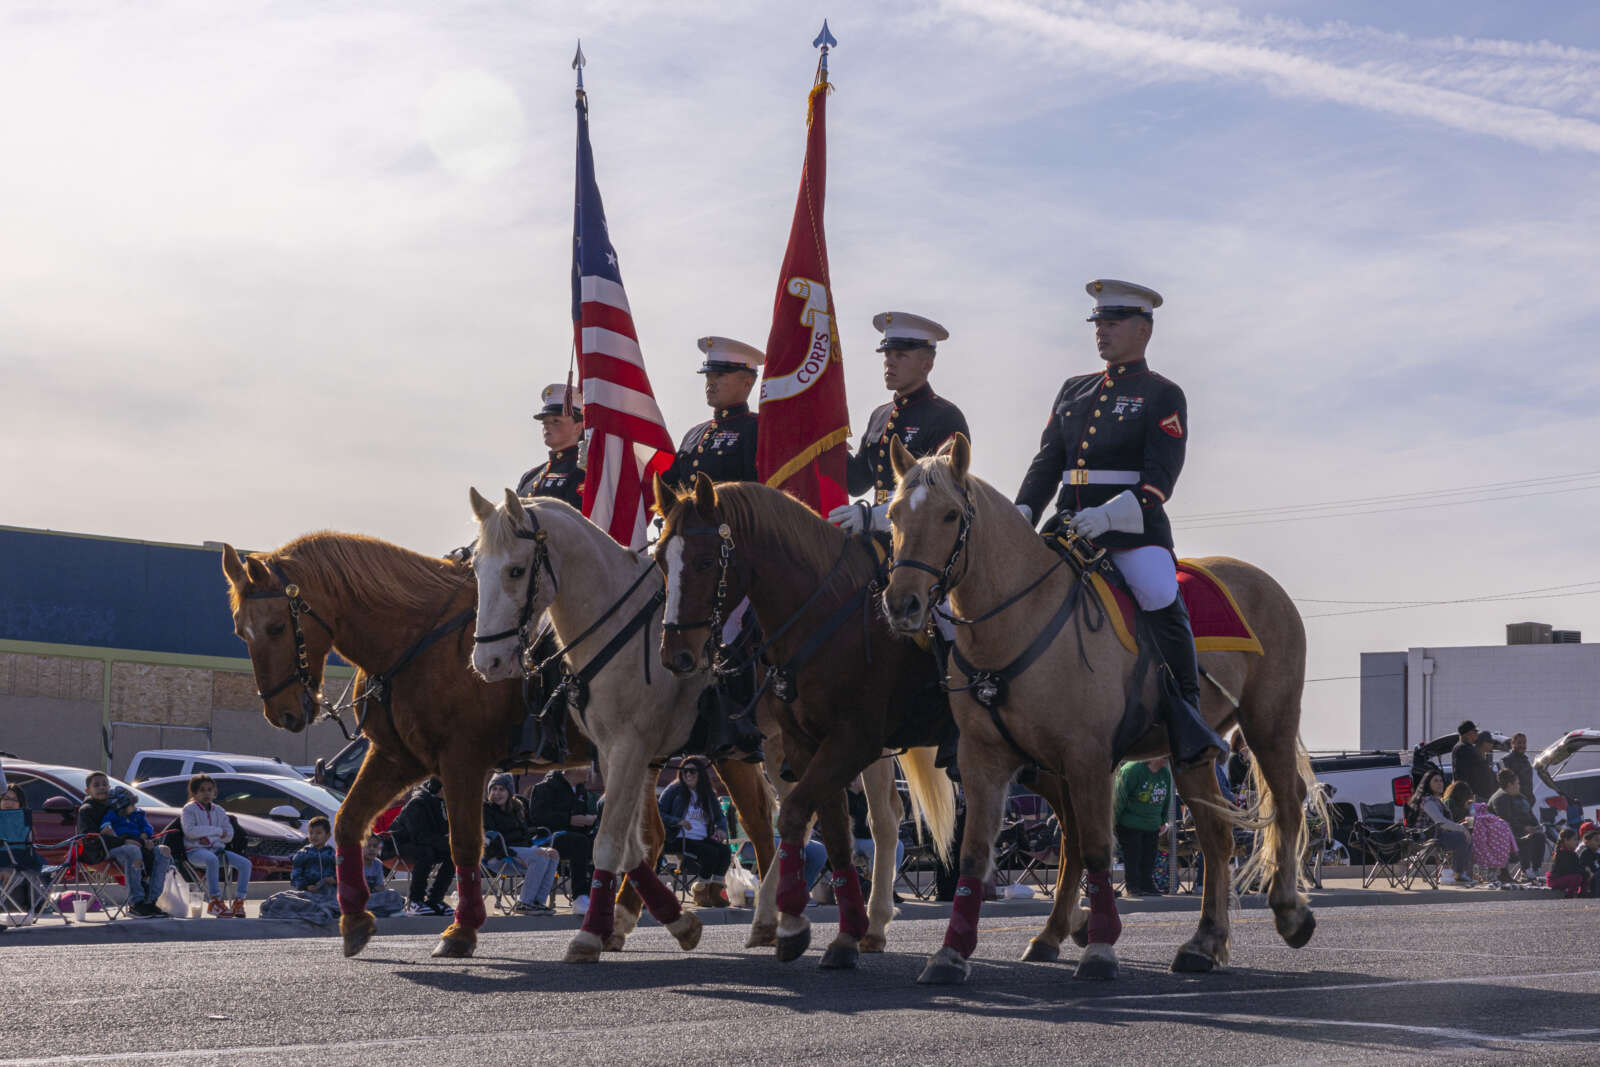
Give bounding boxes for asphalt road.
[3,898,1598,1066]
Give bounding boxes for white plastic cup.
[189,901,203,918]
[73,896,88,921]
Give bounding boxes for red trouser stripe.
[942,876,985,957]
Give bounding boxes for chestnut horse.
[221,531,775,959]
[883,436,1324,985]
[655,475,958,970]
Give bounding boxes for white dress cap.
[697,336,765,373]
[872,311,950,351]
[536,383,581,419]
[1085,279,1164,317]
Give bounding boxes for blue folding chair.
[0,810,74,927]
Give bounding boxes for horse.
[654,474,958,970]
[881,435,1323,985]
[220,530,775,960]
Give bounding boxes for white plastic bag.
[724,860,759,907]
[157,869,188,917]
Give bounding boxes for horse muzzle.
[882,585,929,637]
[471,644,521,683]
[659,630,708,676]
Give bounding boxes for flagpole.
[570,40,588,456]
[812,19,836,81]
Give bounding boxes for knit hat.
[487,773,515,797]
[1580,821,1598,840]
[106,786,137,812]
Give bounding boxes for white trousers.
[1111,546,1178,612]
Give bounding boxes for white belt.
[1063,469,1140,486]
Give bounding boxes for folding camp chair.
[894,817,939,900]
[481,832,532,913]
[1349,803,1419,888]
[1,814,82,927]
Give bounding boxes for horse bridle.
[886,483,975,609]
[660,522,736,671]
[471,505,561,674]
[243,565,333,706]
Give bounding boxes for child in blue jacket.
[99,787,172,917]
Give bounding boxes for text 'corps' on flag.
[572,84,674,550]
[756,43,849,516]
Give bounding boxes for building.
[1,525,351,776]
[1359,622,1599,758]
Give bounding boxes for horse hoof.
[667,912,703,952]
[340,912,376,958]
[1020,938,1060,963]
[819,942,859,971]
[603,935,627,952]
[431,936,474,959]
[563,931,604,964]
[1171,948,1215,974]
[1280,909,1317,949]
[775,927,811,963]
[1074,944,1119,981]
[916,945,970,986]
[746,921,777,948]
[859,932,887,954]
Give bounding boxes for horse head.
[221,543,335,733]
[653,472,748,676]
[883,433,974,636]
[467,486,560,682]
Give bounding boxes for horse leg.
[772,732,869,964]
[333,744,421,958]
[859,757,901,953]
[812,780,867,970]
[1252,730,1315,948]
[917,736,1019,985]
[1022,774,1084,962]
[566,740,649,963]
[716,754,777,884]
[1171,764,1234,973]
[746,732,791,949]
[607,791,664,952]
[1066,764,1123,981]
[429,756,490,959]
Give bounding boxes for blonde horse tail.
[1234,736,1321,903]
[899,746,957,866]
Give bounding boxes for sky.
[4,1,1599,750]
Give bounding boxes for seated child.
[99,786,173,918]
[290,816,337,895]
[1576,822,1600,898]
[362,835,407,917]
[1545,828,1584,898]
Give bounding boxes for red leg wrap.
[453,865,486,929]
[626,862,682,924]
[776,844,808,917]
[336,845,370,916]
[832,866,869,940]
[1084,870,1122,945]
[941,876,984,957]
[579,870,619,940]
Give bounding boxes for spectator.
[658,759,731,908]
[1502,733,1536,800]
[1226,732,1252,795]
[848,776,904,873]
[1406,771,1474,886]
[1575,823,1600,898]
[74,772,115,864]
[290,816,337,894]
[388,779,455,917]
[1,782,49,912]
[1450,720,1499,800]
[359,835,407,916]
[1443,781,1474,825]
[1113,757,1172,898]
[100,786,173,918]
[1546,828,1584,897]
[483,773,559,915]
[526,767,595,915]
[181,774,252,918]
[1487,768,1546,880]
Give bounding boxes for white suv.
[125,749,299,784]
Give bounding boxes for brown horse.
[221,531,775,959]
[882,436,1323,984]
[655,474,957,970]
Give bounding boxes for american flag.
[571,88,674,550]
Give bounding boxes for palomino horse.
[472,488,911,963]
[882,436,1323,984]
[221,531,775,959]
[655,474,958,970]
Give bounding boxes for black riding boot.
[1143,597,1225,771]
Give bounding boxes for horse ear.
[889,436,915,482]
[650,472,672,516]
[220,543,247,586]
[502,487,529,526]
[244,555,273,586]
[947,432,971,483]
[692,472,718,517]
[469,486,496,523]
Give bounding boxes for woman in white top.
[180,774,253,916]
[658,759,732,906]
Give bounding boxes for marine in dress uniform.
[514,384,584,510]
[1014,280,1224,769]
[661,337,762,492]
[831,312,971,533]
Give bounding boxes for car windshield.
[229,761,295,777]
[252,776,343,809]
[44,767,169,808]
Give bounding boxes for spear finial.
[813,20,836,79]
[573,40,586,93]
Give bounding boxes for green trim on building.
[0,637,355,678]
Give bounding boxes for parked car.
[1,759,306,879]
[138,773,346,835]
[125,749,298,783]
[313,735,370,797]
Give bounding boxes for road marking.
[1085,968,1600,1003]
[1088,1006,1600,1046]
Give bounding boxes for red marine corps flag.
[570,45,675,548]
[756,23,849,516]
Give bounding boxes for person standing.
[1450,721,1490,799]
[1014,280,1225,769]
[515,384,585,509]
[1502,733,1536,800]
[1113,757,1173,897]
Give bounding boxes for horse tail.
[1234,736,1322,901]
[899,746,957,865]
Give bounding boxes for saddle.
[1081,557,1264,657]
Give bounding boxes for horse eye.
[943,509,959,523]
[266,622,286,637]
[693,557,715,573]
[508,566,526,579]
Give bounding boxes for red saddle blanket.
[1086,559,1263,656]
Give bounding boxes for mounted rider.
[661,336,766,762]
[1013,280,1225,771]
[515,384,585,509]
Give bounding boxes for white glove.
[867,503,889,532]
[1067,490,1144,538]
[577,432,590,471]
[828,502,871,533]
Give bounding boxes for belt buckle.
[1066,469,1088,486]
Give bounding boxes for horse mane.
[896,452,1007,519]
[233,531,468,617]
[666,482,871,583]
[476,497,591,558]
